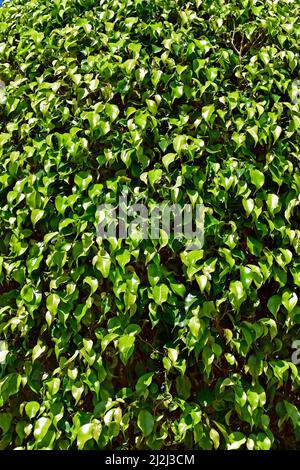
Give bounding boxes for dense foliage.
[0,0,300,450]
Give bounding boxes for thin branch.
[138,335,164,355]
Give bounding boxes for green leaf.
[148,169,162,188]
[282,291,298,313]
[173,134,187,153]
[242,198,255,217]
[189,316,201,338]
[176,375,191,400]
[267,295,282,317]
[247,126,259,145]
[47,378,60,396]
[77,423,98,450]
[118,335,135,365]
[248,355,263,379]
[123,59,136,74]
[137,410,154,437]
[152,284,169,305]
[71,383,84,404]
[84,111,100,130]
[95,251,111,278]
[136,373,154,395]
[83,276,99,295]
[105,103,119,122]
[229,281,247,309]
[169,281,186,298]
[146,99,157,115]
[209,428,220,449]
[33,417,52,443]
[162,153,176,171]
[247,237,263,256]
[272,125,282,142]
[46,293,60,315]
[31,209,44,227]
[25,402,40,419]
[0,413,12,435]
[266,194,280,215]
[0,374,21,407]
[74,172,93,191]
[202,104,215,123]
[250,169,265,189]
[227,432,246,450]
[99,120,110,136]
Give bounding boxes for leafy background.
[0,0,299,450]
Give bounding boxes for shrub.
[0,0,299,450]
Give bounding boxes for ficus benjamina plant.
[0,0,300,450]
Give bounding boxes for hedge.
[0,0,299,450]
